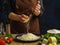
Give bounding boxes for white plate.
[47,29,60,34]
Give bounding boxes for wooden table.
[6,34,60,45]
[6,41,40,45]
[6,34,40,45]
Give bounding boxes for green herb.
[4,32,13,38]
[41,33,60,43]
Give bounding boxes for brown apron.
[10,0,40,35]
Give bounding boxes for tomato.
[0,40,5,45]
[7,38,13,43]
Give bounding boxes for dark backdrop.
[39,0,60,34]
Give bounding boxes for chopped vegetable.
[41,33,60,43]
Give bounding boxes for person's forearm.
[33,1,41,16]
[6,24,11,34]
[8,12,20,21]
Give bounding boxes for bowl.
[14,33,40,43]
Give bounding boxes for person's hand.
[9,12,30,23]
[32,3,41,16]
[18,14,30,23]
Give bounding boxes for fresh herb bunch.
[4,32,13,38]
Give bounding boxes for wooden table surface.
[6,34,40,45]
[6,34,60,45]
[6,41,40,45]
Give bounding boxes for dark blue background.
[0,0,11,31]
[39,0,60,34]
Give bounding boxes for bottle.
[0,22,4,35]
[0,22,3,34]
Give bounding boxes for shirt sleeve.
[0,0,12,24]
